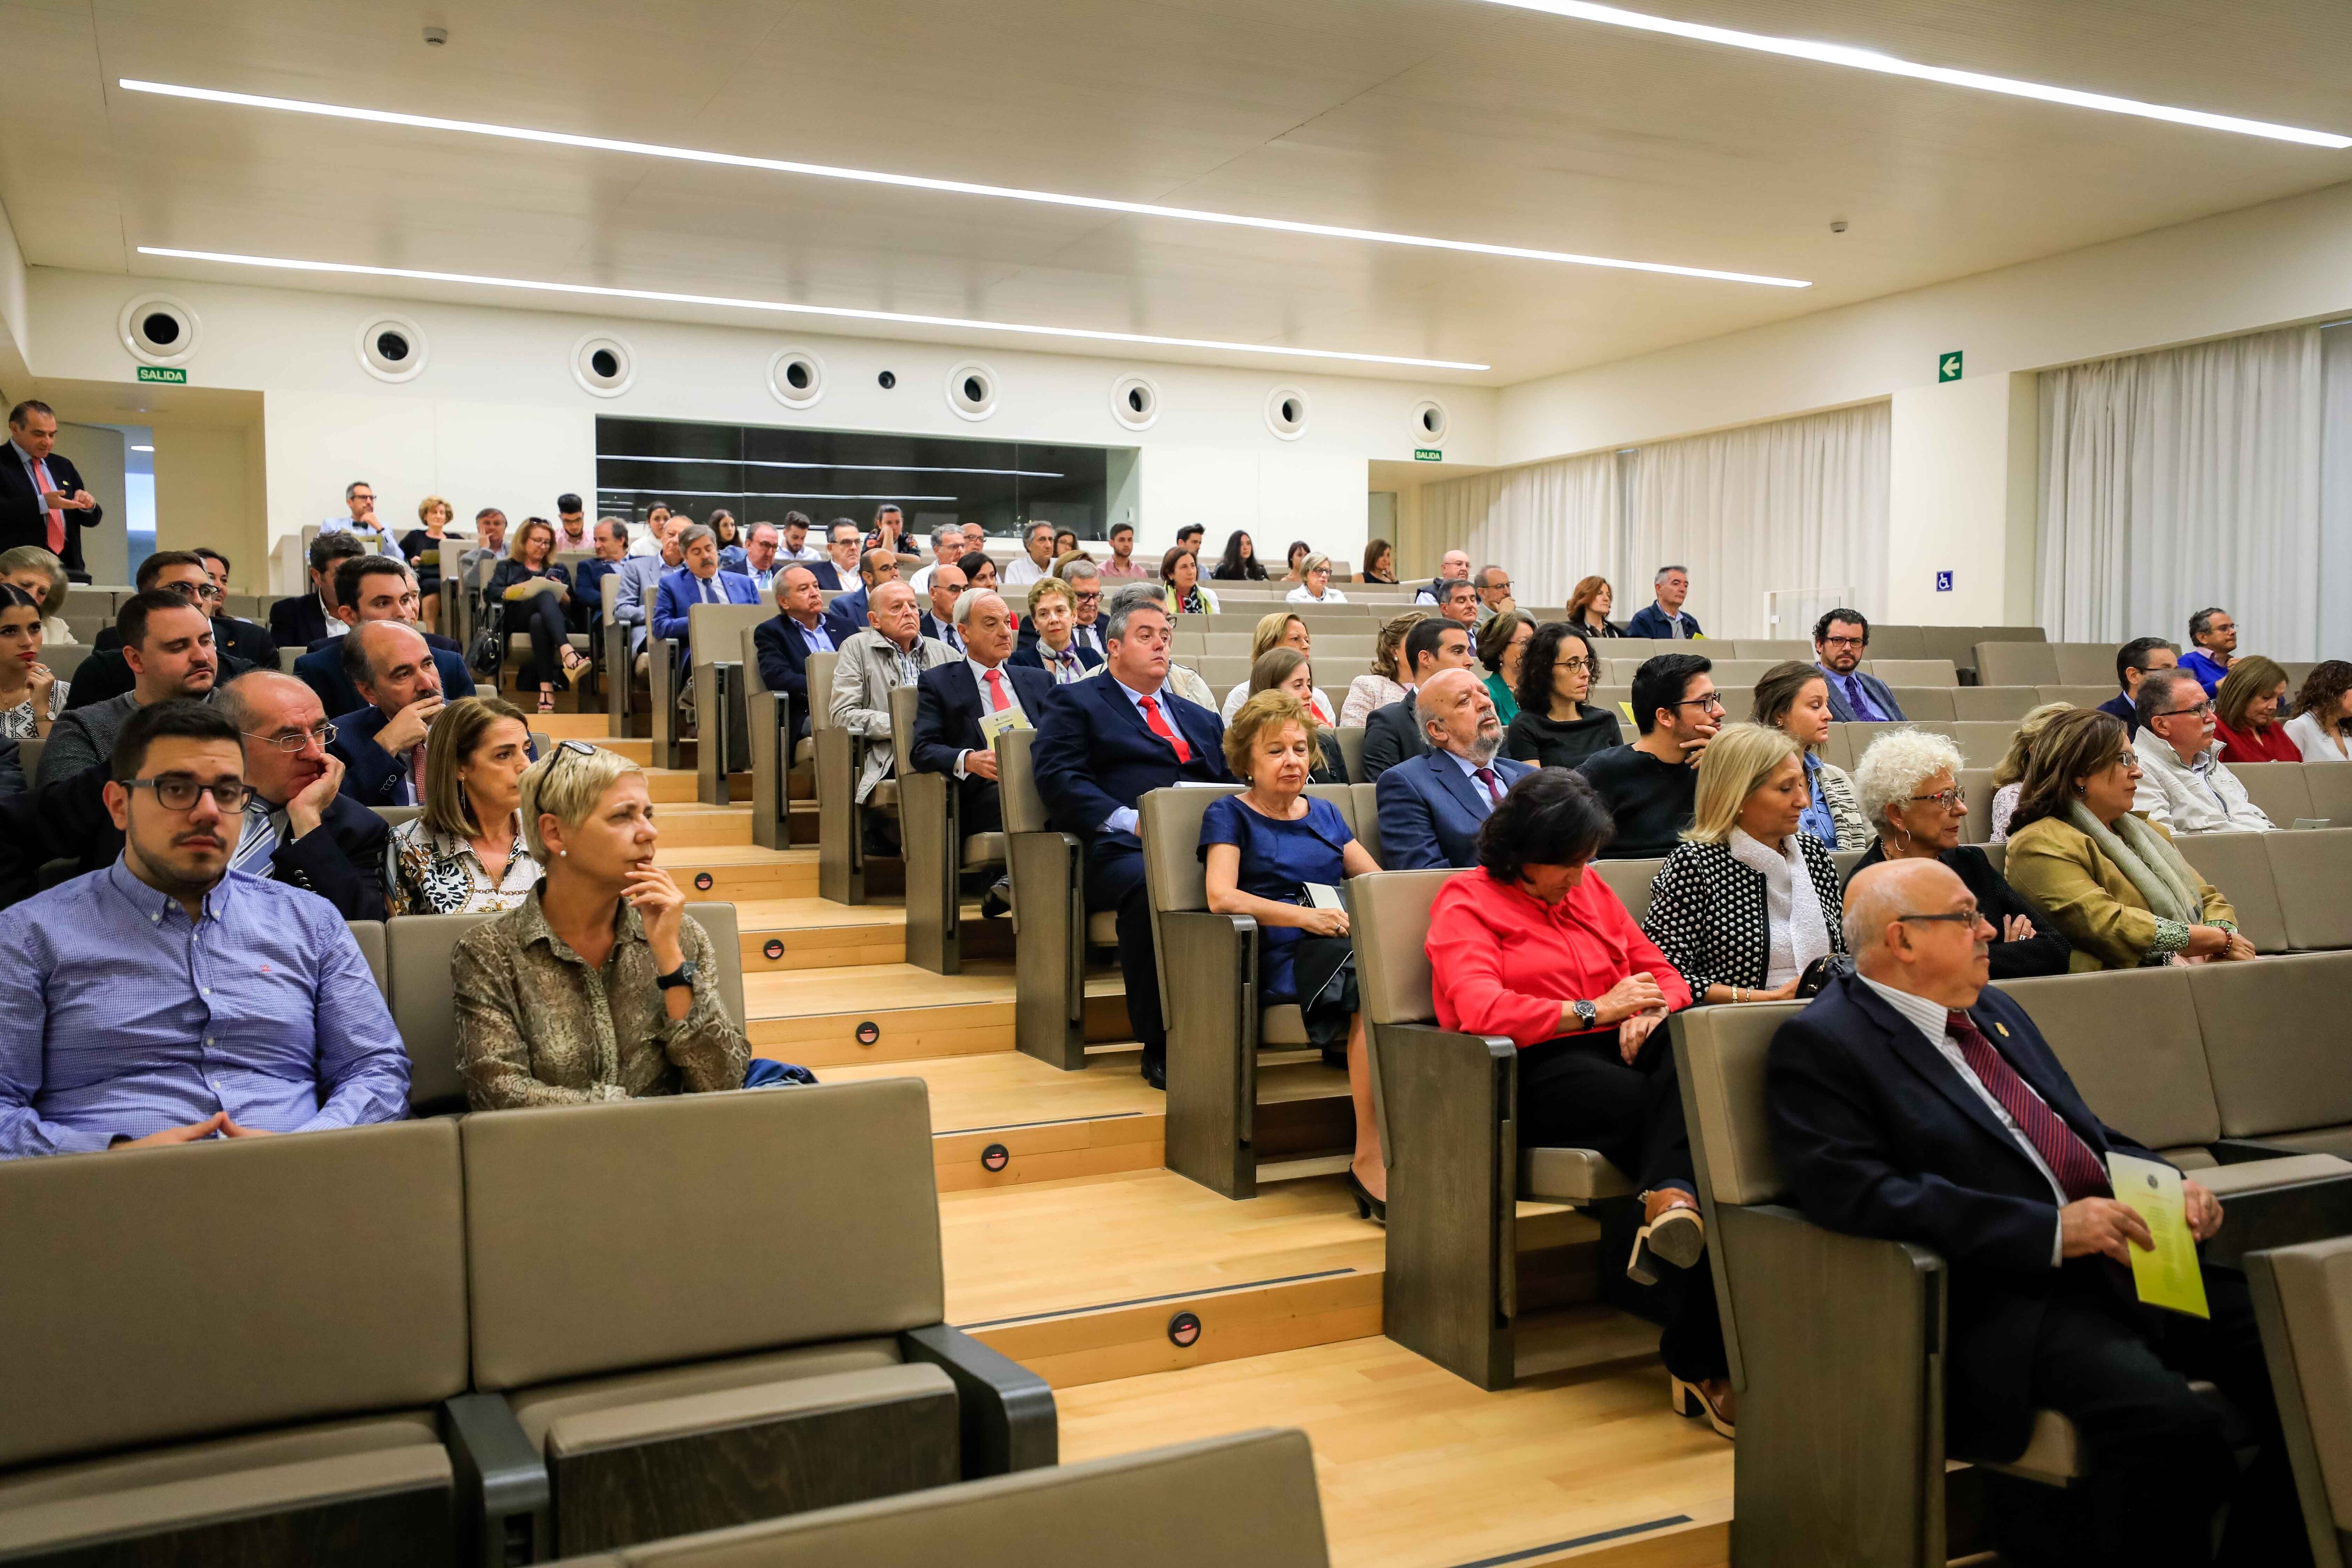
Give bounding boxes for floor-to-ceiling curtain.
[2039,325,2321,659]
[2317,325,2352,660]
[1625,401,1890,641]
[1420,449,1620,609]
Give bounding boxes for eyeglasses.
[1557,656,1593,673]
[2155,701,2214,720]
[1073,592,1101,605]
[1894,908,1987,928]
[1819,635,1866,649]
[1672,692,1726,712]
[940,582,968,594]
[126,776,252,812]
[242,722,337,753]
[1908,788,1964,810]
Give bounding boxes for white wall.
[1885,374,2038,626]
[0,197,29,398]
[22,267,1492,566]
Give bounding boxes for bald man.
[1373,667,1532,869]
[1769,860,2294,1568]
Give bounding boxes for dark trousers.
[1976,1263,2309,1568]
[1083,839,1163,1061]
[510,592,571,688]
[1518,1028,1726,1385]
[956,774,1003,838]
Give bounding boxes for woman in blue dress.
[1200,690,1387,1218]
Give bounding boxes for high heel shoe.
[1669,1376,1736,1440]
[1344,1168,1387,1224]
[1627,1203,1704,1286]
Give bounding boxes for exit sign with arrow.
[1938,351,1963,383]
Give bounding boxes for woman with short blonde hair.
[1643,724,1847,1005]
[1285,552,1348,605]
[1340,610,1427,727]
[1986,700,2077,843]
[1223,613,1333,724]
[453,740,749,1108]
[404,496,456,631]
[1013,574,1100,684]
[391,694,541,915]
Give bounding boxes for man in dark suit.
[1771,859,2301,1568]
[1032,594,1228,1087]
[1814,608,1905,722]
[1626,565,1703,640]
[752,564,858,740]
[571,518,631,633]
[1359,617,1478,780]
[2100,637,2178,732]
[193,548,278,668]
[0,401,103,577]
[809,521,864,593]
[70,551,266,710]
[651,525,762,659]
[268,534,369,652]
[911,590,1054,915]
[919,562,968,654]
[327,622,450,807]
[828,547,902,632]
[0,672,388,915]
[294,556,472,719]
[1375,669,1533,869]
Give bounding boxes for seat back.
[1591,857,1663,924]
[1974,641,2059,686]
[1733,640,1814,662]
[2189,951,2352,1141]
[388,913,485,1112]
[1888,686,1958,720]
[2268,828,2352,950]
[1949,686,2034,721]
[804,651,839,734]
[2172,832,2289,954]
[2232,762,2314,826]
[1349,781,1383,865]
[1957,767,1998,844]
[2050,644,2118,686]
[1138,784,1358,919]
[373,804,424,828]
[0,1120,468,1469]
[1948,721,2022,768]
[348,918,389,993]
[2002,968,2220,1153]
[462,1079,944,1393]
[1332,724,1366,780]
[889,682,921,777]
[742,624,773,697]
[1674,1000,1807,1208]
[999,729,1048,834]
[1867,625,1929,660]
[2303,764,2352,826]
[2036,685,2114,710]
[2245,1236,2352,1555]
[1865,659,1958,688]
[687,900,748,1026]
[1350,868,1469,1027]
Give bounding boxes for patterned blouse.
[451,886,750,1110]
[389,817,541,915]
[0,681,67,740]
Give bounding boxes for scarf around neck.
[1729,828,1832,985]
[2067,803,2201,925]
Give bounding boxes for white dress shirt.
[1286,584,1349,603]
[1002,556,1049,587]
[953,657,1027,778]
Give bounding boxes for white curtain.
[1420,449,1620,609]
[2039,325,2321,659]
[2317,325,2352,660]
[1625,402,1890,640]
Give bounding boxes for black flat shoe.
[1345,1168,1387,1224]
[1140,1055,1166,1091]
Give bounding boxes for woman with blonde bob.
[2002,708,2251,973]
[1642,723,1847,1005]
[1200,691,1384,1212]
[389,694,542,915]
[1341,610,1426,727]
[452,741,749,1108]
[1222,611,1334,724]
[401,494,456,631]
[1985,700,2076,844]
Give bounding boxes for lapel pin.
[1994,1022,2010,1037]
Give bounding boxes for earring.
[558,849,567,857]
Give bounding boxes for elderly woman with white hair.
[452,740,749,1109]
[1847,729,2073,979]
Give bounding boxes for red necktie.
[1138,693,1191,763]
[1473,765,1502,804]
[982,668,1009,713]
[1946,1011,2111,1202]
[32,458,63,552]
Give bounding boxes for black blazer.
[1846,842,2073,979]
[752,613,856,731]
[1031,674,1227,845]
[0,759,389,917]
[1768,974,2163,1459]
[910,661,1057,779]
[268,593,334,652]
[1358,695,1425,781]
[0,445,103,573]
[1643,836,1848,997]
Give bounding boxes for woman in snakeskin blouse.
[452,741,749,1109]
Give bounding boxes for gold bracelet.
[1732,987,1745,1003]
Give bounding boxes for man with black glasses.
[1576,652,1719,857]
[0,698,407,1156]
[2130,668,2273,834]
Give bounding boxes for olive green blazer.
[2003,813,2234,972]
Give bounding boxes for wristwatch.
[1570,999,1599,1030]
[656,962,698,992]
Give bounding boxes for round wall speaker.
[768,347,826,410]
[1410,399,1449,443]
[356,315,428,383]
[571,333,636,398]
[1110,374,1160,431]
[945,361,999,422]
[118,294,200,366]
[1264,386,1310,441]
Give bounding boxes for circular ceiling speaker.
[1110,374,1160,431]
[571,332,636,398]
[356,315,428,383]
[118,294,200,366]
[1410,399,1448,443]
[945,360,999,422]
[767,346,826,410]
[1265,386,1310,441]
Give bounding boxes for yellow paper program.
[2106,1154,2210,1320]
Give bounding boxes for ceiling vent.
[572,333,636,398]
[119,295,199,366]
[1265,386,1310,441]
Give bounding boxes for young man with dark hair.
[1575,652,1718,858]
[71,552,262,710]
[2100,637,2179,729]
[292,556,473,718]
[40,593,220,785]
[1099,520,1150,581]
[555,493,589,550]
[1359,616,1478,781]
[778,510,824,563]
[268,533,368,649]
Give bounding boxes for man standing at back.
[1033,596,1228,1088]
[1815,608,1904,722]
[1576,653,1718,857]
[40,591,219,785]
[1627,566,1702,639]
[0,400,102,577]
[1360,617,1478,780]
[1375,667,1531,869]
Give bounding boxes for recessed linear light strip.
[607,453,1065,478]
[118,79,1808,289]
[135,247,1489,370]
[599,487,959,501]
[1474,0,2352,148]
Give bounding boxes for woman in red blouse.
[1425,768,1731,1436]
[2213,655,2302,764]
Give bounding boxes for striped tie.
[230,802,279,874]
[1947,1011,2111,1202]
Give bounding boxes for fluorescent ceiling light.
[607,454,1065,478]
[1472,0,2352,148]
[136,247,1490,370]
[118,78,1808,289]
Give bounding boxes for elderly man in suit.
[1032,594,1228,1087]
[1375,668,1533,870]
[754,564,859,741]
[909,589,1054,916]
[0,401,103,578]
[829,579,955,813]
[651,525,761,660]
[1815,608,1904,723]
[1771,859,2304,1568]
[809,521,865,593]
[1359,617,1479,781]
[293,556,473,721]
[326,622,447,807]
[919,562,968,654]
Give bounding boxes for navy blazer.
[752,613,857,728]
[1031,674,1227,844]
[918,612,965,654]
[910,661,1057,779]
[810,559,850,593]
[296,641,474,726]
[268,592,335,652]
[1820,666,1906,723]
[1768,973,2164,1460]
[0,443,103,573]
[1358,696,1424,781]
[1006,641,1104,678]
[651,568,762,648]
[1374,748,1533,870]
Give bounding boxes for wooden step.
[1055,1327,1731,1568]
[658,843,819,899]
[748,962,1129,1062]
[826,1051,1164,1191]
[648,802,753,846]
[734,897,907,972]
[643,766,752,804]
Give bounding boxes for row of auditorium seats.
[0,1080,1054,1565]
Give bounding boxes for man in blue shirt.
[1625,565,1703,639]
[2180,607,2236,697]
[1814,608,1904,722]
[0,700,408,1157]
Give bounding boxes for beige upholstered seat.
[2246,1235,2352,1564]
[347,918,388,992]
[1975,642,2061,686]
[1891,685,1961,720]
[2268,828,2352,950]
[2191,953,2352,1155]
[2231,762,2315,827]
[1949,685,2033,721]
[2172,831,2289,953]
[1590,856,1663,923]
[890,684,1002,973]
[1865,658,1958,687]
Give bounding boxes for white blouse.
[1285,584,1348,603]
[0,681,67,740]
[2286,710,2351,762]
[1221,682,1335,725]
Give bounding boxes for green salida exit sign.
[1938,351,1963,383]
[135,366,188,385]
[1414,447,1442,461]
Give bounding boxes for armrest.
[1161,911,1257,1198]
[899,1322,1057,1478]
[2212,1138,2310,1163]
[441,1391,548,1568]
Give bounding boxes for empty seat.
[2191,952,2352,1158]
[2036,685,2115,710]
[1919,625,1986,674]
[347,918,389,992]
[2050,644,2119,686]
[1888,686,1958,720]
[2244,1236,2352,1567]
[1958,768,1997,844]
[1867,624,1930,660]
[2267,828,2352,950]
[2172,832,2289,954]
[2304,765,2352,826]
[1947,721,2023,768]
[1975,641,2061,686]
[1865,659,1958,687]
[1950,686,2037,721]
[1732,640,1813,661]
[2233,762,2316,827]
[1591,856,1663,923]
